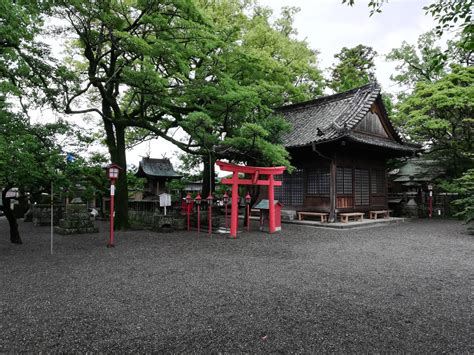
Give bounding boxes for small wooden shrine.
[135,158,182,197]
[276,83,419,221]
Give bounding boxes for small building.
[135,158,182,198]
[389,158,444,193]
[253,199,283,232]
[183,181,203,192]
[276,83,418,221]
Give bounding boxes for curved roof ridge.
[276,82,379,113]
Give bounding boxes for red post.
[268,174,275,233]
[207,194,213,236]
[105,163,121,248]
[195,193,201,233]
[223,191,229,229]
[245,192,251,232]
[109,180,115,248]
[230,172,239,238]
[186,192,192,231]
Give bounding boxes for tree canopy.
[327,44,377,93]
[396,65,473,178]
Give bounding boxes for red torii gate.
[216,160,286,238]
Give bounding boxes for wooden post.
[230,172,239,238]
[329,160,336,222]
[268,174,275,233]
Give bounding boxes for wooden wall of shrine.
[273,142,389,214]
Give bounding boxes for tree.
[327,45,377,93]
[50,0,323,216]
[386,31,472,91]
[178,2,323,197]
[342,0,473,40]
[48,1,219,229]
[452,168,474,232]
[396,65,473,178]
[0,1,59,109]
[0,99,66,243]
[386,31,447,89]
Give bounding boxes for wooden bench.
[369,210,390,219]
[339,212,364,223]
[297,212,329,223]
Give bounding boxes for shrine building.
[135,158,182,197]
[276,83,418,221]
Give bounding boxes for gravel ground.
[0,218,472,352]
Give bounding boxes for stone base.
[280,210,296,221]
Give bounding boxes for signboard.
[159,193,172,207]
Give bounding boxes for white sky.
[128,0,438,170]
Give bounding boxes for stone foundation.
[54,204,98,235]
[32,205,64,226]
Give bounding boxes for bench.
[297,212,329,223]
[369,210,390,219]
[339,212,364,223]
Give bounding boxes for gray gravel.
[0,218,472,352]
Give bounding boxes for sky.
[127,0,438,170]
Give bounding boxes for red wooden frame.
[216,161,286,238]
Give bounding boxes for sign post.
[106,164,121,248]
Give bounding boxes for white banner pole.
[51,180,53,255]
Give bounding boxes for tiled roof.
[135,158,182,179]
[278,83,415,154]
[345,132,417,154]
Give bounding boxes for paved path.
[0,218,472,352]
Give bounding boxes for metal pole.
[51,180,53,255]
[208,200,212,236]
[109,180,115,247]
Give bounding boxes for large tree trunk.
[111,125,129,230]
[202,154,216,199]
[2,188,22,244]
[103,114,130,230]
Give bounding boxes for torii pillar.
[216,161,286,238]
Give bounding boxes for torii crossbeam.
[216,161,286,238]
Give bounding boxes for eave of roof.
[280,83,384,148]
[135,158,182,179]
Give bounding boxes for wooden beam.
[221,178,282,186]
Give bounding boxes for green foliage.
[451,168,474,226]
[386,31,447,89]
[396,65,474,177]
[343,0,473,41]
[424,0,473,39]
[327,45,377,93]
[341,0,388,16]
[0,98,64,193]
[0,0,61,107]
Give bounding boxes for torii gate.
[216,160,286,238]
